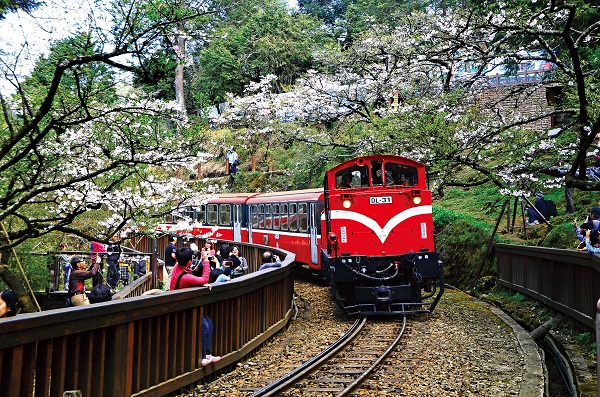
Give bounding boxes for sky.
[0,0,97,94]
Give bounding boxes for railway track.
[249,316,410,397]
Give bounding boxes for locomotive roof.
[328,154,426,175]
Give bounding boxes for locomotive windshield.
[335,160,418,188]
[335,166,368,189]
[384,162,418,187]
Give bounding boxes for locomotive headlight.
[413,196,422,205]
[342,199,352,208]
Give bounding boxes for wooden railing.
[0,246,295,397]
[112,272,155,300]
[496,244,600,331]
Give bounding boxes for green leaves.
[189,0,326,104]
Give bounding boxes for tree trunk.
[0,249,39,313]
[174,21,187,114]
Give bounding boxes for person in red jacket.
[169,247,211,290]
[170,247,220,366]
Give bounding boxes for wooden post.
[472,199,508,289]
[511,197,518,233]
[597,300,600,397]
[521,200,528,240]
[225,159,230,175]
[251,155,256,172]
[196,163,201,179]
[268,156,273,172]
[151,251,159,289]
[506,199,511,232]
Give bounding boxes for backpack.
[544,200,557,218]
[209,268,225,283]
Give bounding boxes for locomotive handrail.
[0,245,295,397]
[496,243,600,331]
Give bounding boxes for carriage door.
[248,205,255,244]
[233,204,242,242]
[309,202,318,264]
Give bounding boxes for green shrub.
[576,332,597,356]
[435,218,495,290]
[542,222,578,249]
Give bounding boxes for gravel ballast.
[186,280,543,397]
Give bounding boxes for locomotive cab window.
[384,163,418,187]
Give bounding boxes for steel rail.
[336,315,407,397]
[249,316,367,397]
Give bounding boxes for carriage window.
[164,213,176,223]
[273,204,280,230]
[280,204,288,230]
[298,203,308,232]
[207,204,218,224]
[251,205,259,228]
[265,204,272,229]
[196,204,206,223]
[289,203,298,231]
[384,162,418,187]
[233,204,242,224]
[256,204,264,228]
[182,207,195,221]
[219,204,231,225]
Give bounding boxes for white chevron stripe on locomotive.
[329,205,432,243]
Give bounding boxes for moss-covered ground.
[435,185,598,392]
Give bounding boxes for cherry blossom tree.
[217,1,600,198]
[0,0,220,312]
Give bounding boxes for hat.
[70,257,83,267]
[189,243,199,253]
[591,206,600,218]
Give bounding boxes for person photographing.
[69,255,101,306]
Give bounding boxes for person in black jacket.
[106,235,121,288]
[526,191,549,226]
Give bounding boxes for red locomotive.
[159,155,444,315]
